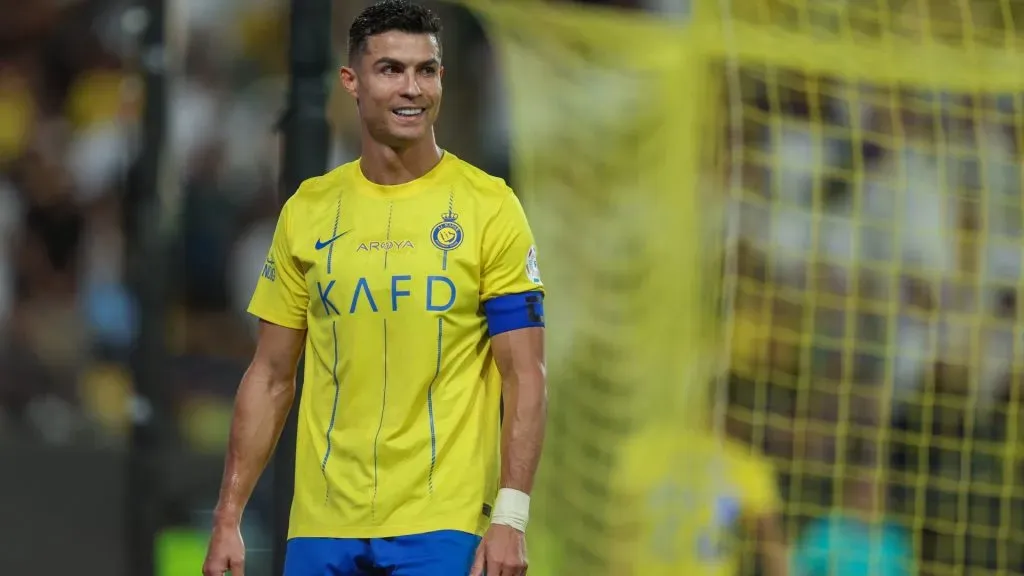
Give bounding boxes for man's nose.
[400,72,423,98]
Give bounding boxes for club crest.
[431,209,464,251]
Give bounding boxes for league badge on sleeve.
[262,257,277,282]
[526,245,542,284]
[431,210,464,251]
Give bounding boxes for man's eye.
[421,67,437,75]
[381,65,398,74]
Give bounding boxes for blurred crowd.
[0,0,648,445]
[731,75,1024,446]
[0,0,292,447]
[725,73,1024,571]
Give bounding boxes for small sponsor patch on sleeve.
[525,245,541,284]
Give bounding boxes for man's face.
[341,31,443,148]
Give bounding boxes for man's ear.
[340,66,358,99]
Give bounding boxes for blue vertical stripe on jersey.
[320,320,341,502]
[427,316,443,493]
[327,195,342,275]
[384,202,394,270]
[442,190,455,271]
[372,318,389,520]
[426,189,456,494]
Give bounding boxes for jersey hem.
[288,519,485,540]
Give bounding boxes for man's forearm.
[763,540,789,576]
[758,515,789,576]
[213,365,296,526]
[500,371,547,493]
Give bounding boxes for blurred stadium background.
[3,0,1024,575]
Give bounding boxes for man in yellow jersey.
[202,2,547,575]
[610,420,788,576]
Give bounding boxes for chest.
[296,193,484,319]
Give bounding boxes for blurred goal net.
[463,0,1024,574]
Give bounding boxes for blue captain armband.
[484,292,545,337]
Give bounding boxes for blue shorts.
[284,530,481,576]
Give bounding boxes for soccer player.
[201,2,547,575]
[791,469,914,575]
[609,408,788,576]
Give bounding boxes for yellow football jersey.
[249,152,544,539]
[609,428,780,576]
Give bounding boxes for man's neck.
[359,134,443,186]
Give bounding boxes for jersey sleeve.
[480,190,544,301]
[247,201,309,329]
[738,451,781,518]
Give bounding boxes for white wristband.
[491,488,531,533]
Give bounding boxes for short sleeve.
[480,190,544,301]
[247,201,309,329]
[737,450,781,518]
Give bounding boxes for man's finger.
[503,561,527,576]
[500,557,527,576]
[469,544,486,576]
[230,558,245,576]
[487,555,505,576]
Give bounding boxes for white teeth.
[394,108,424,117]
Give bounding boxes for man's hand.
[470,523,528,576]
[202,523,245,576]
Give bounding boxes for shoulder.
[722,438,774,474]
[283,161,359,214]
[447,154,515,202]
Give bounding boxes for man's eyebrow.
[372,57,440,68]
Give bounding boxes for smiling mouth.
[393,107,426,119]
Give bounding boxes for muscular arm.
[212,320,305,527]
[491,326,547,493]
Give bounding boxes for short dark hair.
[348,1,443,64]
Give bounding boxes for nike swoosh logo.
[315,230,352,250]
